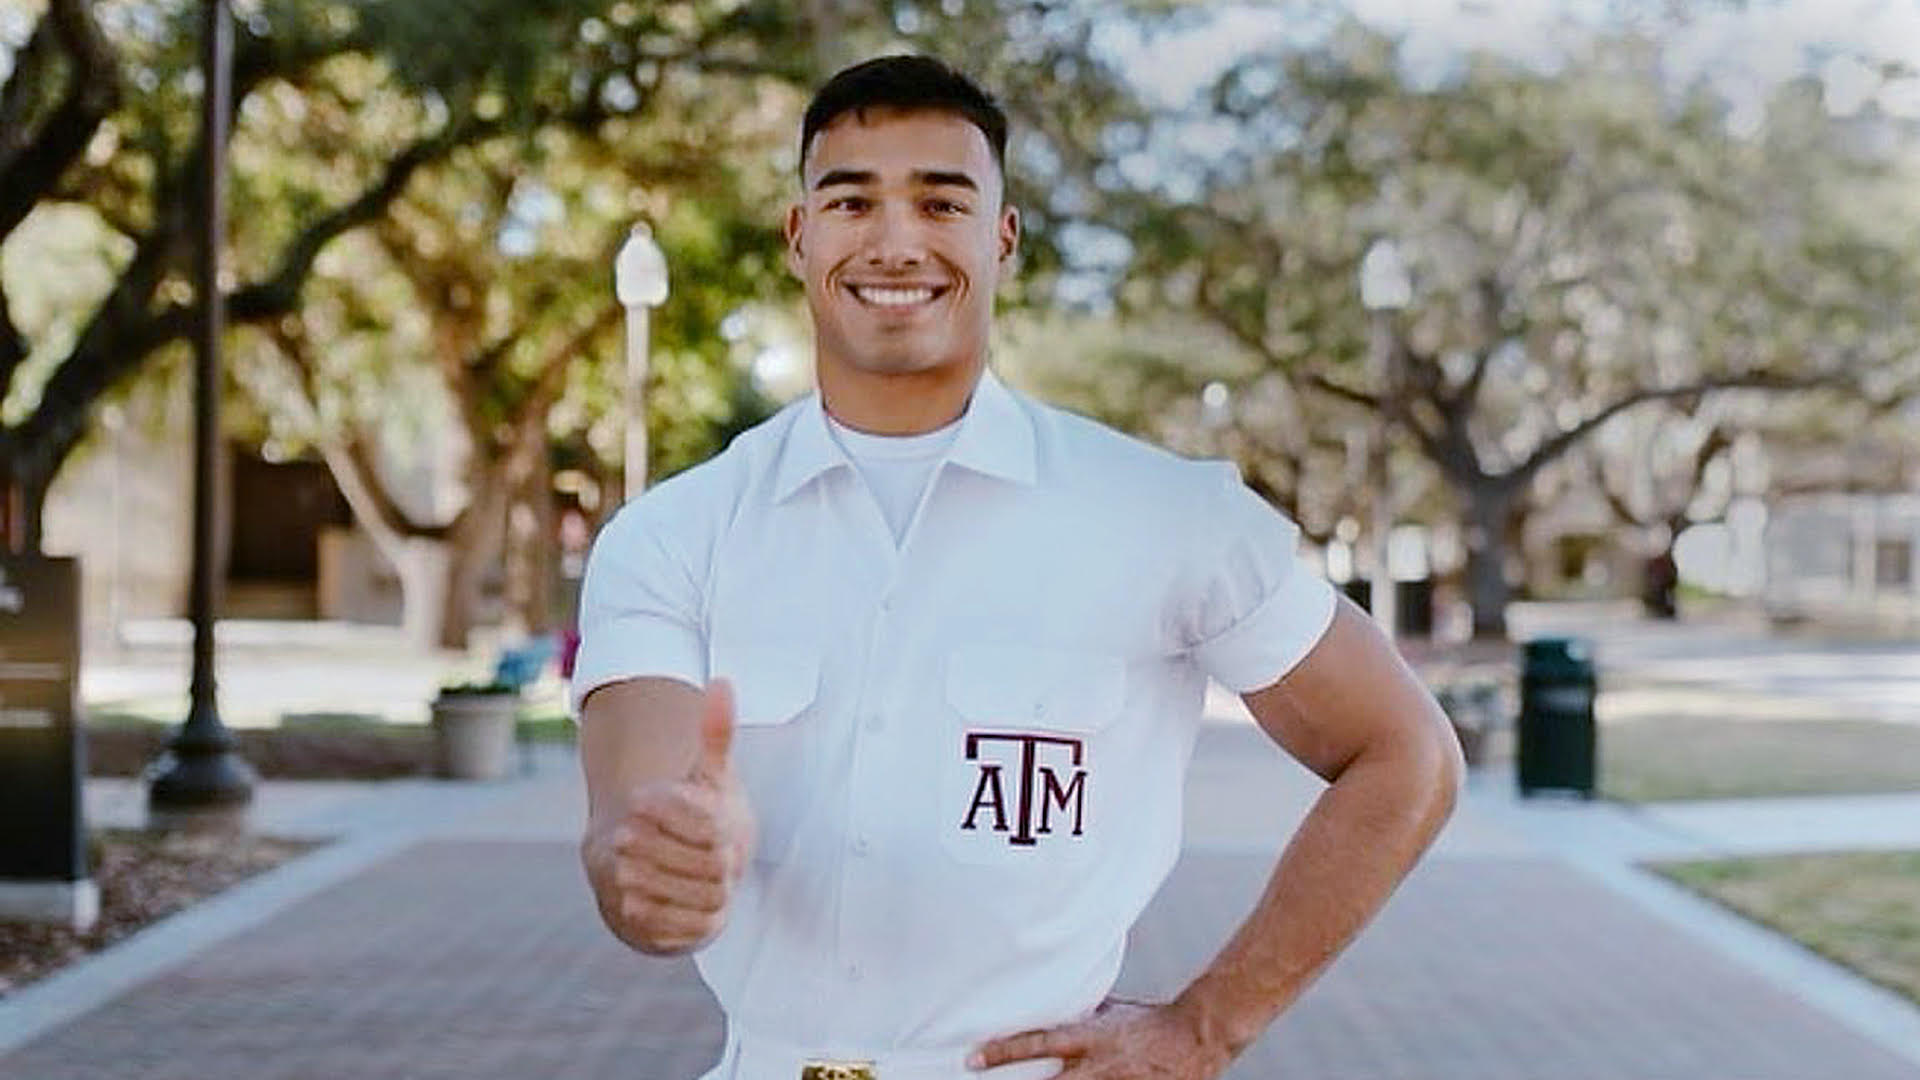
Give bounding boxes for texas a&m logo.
[960,731,1088,846]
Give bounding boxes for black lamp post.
[149,0,254,822]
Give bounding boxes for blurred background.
[5,1,1920,1068]
[3,0,1916,666]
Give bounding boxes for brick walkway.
[5,835,1917,1079]
[19,608,1917,1076]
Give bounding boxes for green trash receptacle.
[1517,637,1597,798]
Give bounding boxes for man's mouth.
[845,283,950,310]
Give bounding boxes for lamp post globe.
[616,224,669,307]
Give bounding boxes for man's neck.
[817,356,985,436]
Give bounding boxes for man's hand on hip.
[590,679,756,954]
[968,997,1234,1079]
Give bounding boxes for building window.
[1876,539,1913,589]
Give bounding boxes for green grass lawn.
[1657,851,1920,1007]
[1600,717,1920,802]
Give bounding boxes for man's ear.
[783,202,806,278]
[998,205,1021,270]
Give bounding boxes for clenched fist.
[586,679,757,955]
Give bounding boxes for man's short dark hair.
[800,55,1009,179]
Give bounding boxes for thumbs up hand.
[689,679,757,887]
[604,679,758,954]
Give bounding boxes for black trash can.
[1517,637,1597,798]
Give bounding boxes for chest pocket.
[941,646,1125,868]
[708,641,821,867]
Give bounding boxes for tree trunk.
[5,452,52,555]
[392,537,450,648]
[502,450,558,636]
[312,435,449,648]
[1463,483,1518,640]
[437,467,510,650]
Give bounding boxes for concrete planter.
[431,692,518,780]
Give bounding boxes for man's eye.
[827,196,870,212]
[926,199,969,216]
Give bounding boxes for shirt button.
[879,595,895,613]
[864,712,885,733]
[846,964,863,982]
[852,837,871,857]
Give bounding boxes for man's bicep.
[1240,596,1441,782]
[579,676,704,825]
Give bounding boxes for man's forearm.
[1169,741,1460,1057]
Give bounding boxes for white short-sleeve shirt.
[573,369,1336,1076]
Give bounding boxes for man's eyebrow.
[810,168,982,192]
[813,168,876,190]
[916,170,979,192]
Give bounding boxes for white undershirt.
[826,413,963,545]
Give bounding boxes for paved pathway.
[11,604,1919,1076]
[7,716,1920,1079]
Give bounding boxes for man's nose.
[864,202,927,269]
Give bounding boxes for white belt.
[705,1023,1063,1080]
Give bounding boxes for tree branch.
[1300,371,1380,411]
[342,435,439,536]
[451,336,517,454]
[0,282,25,399]
[1588,450,1644,527]
[0,14,58,168]
[5,224,177,471]
[1450,271,1508,412]
[134,115,511,356]
[0,0,121,243]
[1677,424,1734,524]
[4,21,431,476]
[233,119,503,323]
[264,322,435,541]
[1510,372,1840,487]
[1188,285,1318,411]
[1394,342,1451,448]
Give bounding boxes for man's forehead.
[801,107,999,186]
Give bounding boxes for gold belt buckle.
[800,1061,876,1080]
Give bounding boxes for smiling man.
[573,55,1463,1080]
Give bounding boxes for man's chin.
[843,351,965,376]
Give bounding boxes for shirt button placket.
[839,585,894,996]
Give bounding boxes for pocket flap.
[945,646,1125,732]
[708,642,820,727]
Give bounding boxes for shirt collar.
[772,367,1037,502]
[945,367,1038,488]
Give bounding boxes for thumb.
[692,677,735,783]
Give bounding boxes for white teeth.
[853,285,937,307]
